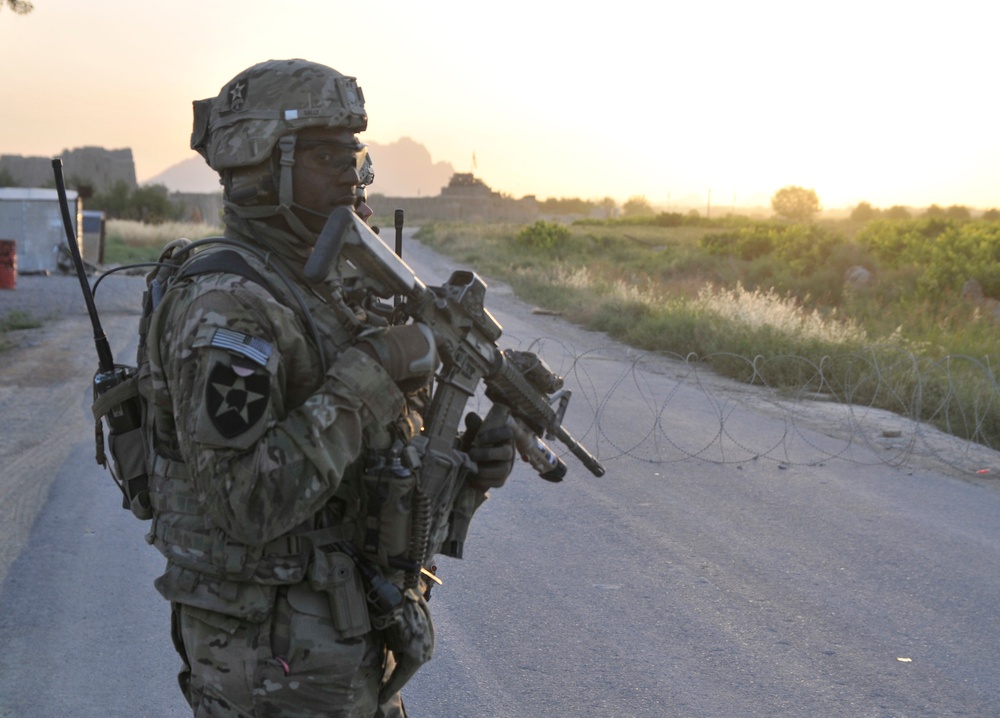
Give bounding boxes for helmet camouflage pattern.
[191,59,368,172]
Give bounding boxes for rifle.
[306,207,606,704]
[52,159,151,518]
[305,207,604,545]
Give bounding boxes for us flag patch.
[210,328,273,366]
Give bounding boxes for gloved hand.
[463,406,516,491]
[356,323,438,392]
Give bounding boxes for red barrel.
[0,239,15,290]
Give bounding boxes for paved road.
[1,231,999,717]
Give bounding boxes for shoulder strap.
[176,248,278,299]
[170,246,329,374]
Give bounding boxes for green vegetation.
[415,213,1000,448]
[515,220,571,251]
[622,195,655,217]
[0,167,19,187]
[88,181,184,225]
[70,206,1000,448]
[0,309,42,353]
[771,185,821,222]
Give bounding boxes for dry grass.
[693,283,868,345]
[104,219,224,263]
[107,219,223,248]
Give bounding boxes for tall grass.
[415,220,1000,448]
[103,219,223,264]
[92,216,1000,447]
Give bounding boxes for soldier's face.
[291,127,368,231]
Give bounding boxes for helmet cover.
[191,59,368,172]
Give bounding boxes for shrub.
[850,202,881,222]
[89,181,184,224]
[699,227,774,260]
[699,222,845,275]
[857,218,1000,299]
[651,211,687,227]
[514,220,571,251]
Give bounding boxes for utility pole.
[707,189,712,219]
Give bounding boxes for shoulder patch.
[210,327,274,367]
[206,361,271,438]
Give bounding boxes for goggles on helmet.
[296,138,369,177]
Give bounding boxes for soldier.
[142,59,515,717]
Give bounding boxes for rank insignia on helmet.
[206,361,270,438]
[227,80,247,112]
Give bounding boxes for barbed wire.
[484,334,1000,478]
[87,276,1000,477]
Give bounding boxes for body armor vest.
[138,243,373,611]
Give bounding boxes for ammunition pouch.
[357,453,418,576]
[408,435,476,560]
[440,483,488,559]
[154,563,277,622]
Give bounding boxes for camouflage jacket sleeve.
[152,274,405,546]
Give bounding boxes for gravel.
[0,268,147,323]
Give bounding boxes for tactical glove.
[463,407,516,491]
[356,323,438,392]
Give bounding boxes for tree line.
[0,166,183,224]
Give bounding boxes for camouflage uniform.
[145,219,426,717]
[143,60,437,718]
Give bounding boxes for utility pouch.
[307,549,370,639]
[359,454,417,570]
[92,365,151,520]
[378,588,435,704]
[408,434,476,560]
[440,482,488,559]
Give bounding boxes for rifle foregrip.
[487,352,557,436]
[489,353,605,478]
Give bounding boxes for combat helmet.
[191,59,368,236]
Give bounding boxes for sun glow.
[1,0,998,210]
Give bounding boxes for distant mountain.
[365,137,456,198]
[143,155,221,193]
[143,137,455,197]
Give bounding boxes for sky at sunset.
[2,0,999,210]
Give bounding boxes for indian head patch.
[206,360,270,438]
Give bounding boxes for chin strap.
[277,135,296,210]
[224,133,359,247]
[223,132,326,245]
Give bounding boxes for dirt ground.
[0,271,147,586]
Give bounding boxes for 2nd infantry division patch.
[206,360,271,438]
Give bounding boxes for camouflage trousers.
[170,585,407,718]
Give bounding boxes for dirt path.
[0,272,145,586]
